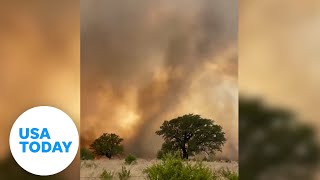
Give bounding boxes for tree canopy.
[156,114,226,159]
[90,133,124,158]
[240,97,320,180]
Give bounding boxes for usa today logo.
[9,106,79,176]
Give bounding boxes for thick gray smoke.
[81,0,238,159]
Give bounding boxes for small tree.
[90,133,124,158]
[156,114,226,159]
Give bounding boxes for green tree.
[156,114,226,159]
[240,97,320,180]
[90,133,124,158]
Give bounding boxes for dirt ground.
[80,158,238,179]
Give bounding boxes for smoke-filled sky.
[240,0,320,133]
[81,0,238,160]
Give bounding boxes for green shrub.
[80,148,94,160]
[100,169,114,180]
[157,151,180,160]
[220,168,238,180]
[118,166,131,180]
[144,153,217,180]
[125,154,137,165]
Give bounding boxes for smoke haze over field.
[81,0,238,160]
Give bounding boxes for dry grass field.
[80,158,238,179]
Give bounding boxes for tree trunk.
[106,152,112,159]
[181,146,188,159]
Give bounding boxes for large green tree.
[156,114,226,159]
[90,133,124,158]
[240,97,320,180]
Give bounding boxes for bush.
[125,154,137,165]
[118,166,131,180]
[144,153,217,180]
[220,168,238,180]
[100,169,114,180]
[80,148,94,160]
[157,151,180,160]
